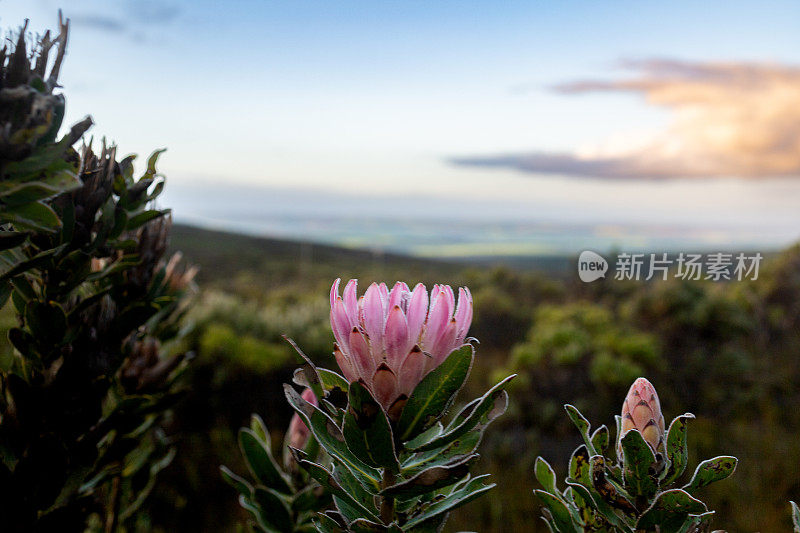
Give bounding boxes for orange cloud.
[453,58,800,179]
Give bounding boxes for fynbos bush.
[534,377,737,532]
[0,15,194,532]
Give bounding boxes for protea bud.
[287,388,317,451]
[619,377,666,457]
[329,278,473,414]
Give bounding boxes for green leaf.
[564,404,596,456]
[411,374,513,452]
[682,456,737,494]
[0,231,28,251]
[620,429,658,499]
[314,513,346,533]
[790,501,800,533]
[661,413,695,485]
[676,511,715,533]
[297,458,381,524]
[380,454,477,499]
[292,483,331,513]
[588,455,637,519]
[563,480,633,532]
[284,384,381,491]
[250,414,271,445]
[284,336,326,402]
[342,380,398,469]
[535,490,580,533]
[25,300,67,347]
[349,519,388,532]
[568,445,591,485]
[535,457,559,494]
[126,209,168,231]
[0,172,81,206]
[253,487,293,532]
[402,474,495,530]
[220,465,253,497]
[400,429,481,477]
[332,460,379,518]
[636,489,707,532]
[239,428,292,494]
[238,494,280,533]
[396,344,474,442]
[591,425,610,454]
[0,201,61,232]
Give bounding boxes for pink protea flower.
[287,388,317,450]
[619,377,666,457]
[329,278,473,415]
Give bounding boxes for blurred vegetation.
[116,225,798,532]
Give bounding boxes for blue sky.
[4,1,800,254]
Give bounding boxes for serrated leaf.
[284,384,381,491]
[682,456,737,494]
[396,344,474,442]
[661,413,695,485]
[403,474,494,530]
[239,428,292,494]
[342,380,397,468]
[636,489,707,532]
[620,429,658,499]
[535,490,580,533]
[564,404,596,456]
[535,457,559,494]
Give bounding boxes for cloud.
[70,1,180,38]
[454,58,800,179]
[70,14,126,32]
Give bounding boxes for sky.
[3,0,800,255]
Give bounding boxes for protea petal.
[349,327,375,381]
[371,364,398,409]
[406,283,428,343]
[343,279,358,324]
[387,281,409,312]
[397,345,426,396]
[453,287,473,343]
[333,344,357,382]
[385,305,411,371]
[362,283,385,349]
[330,299,351,352]
[422,292,450,350]
[330,278,341,309]
[430,318,458,368]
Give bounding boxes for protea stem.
[380,469,396,524]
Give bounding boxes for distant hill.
[167,224,575,287]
